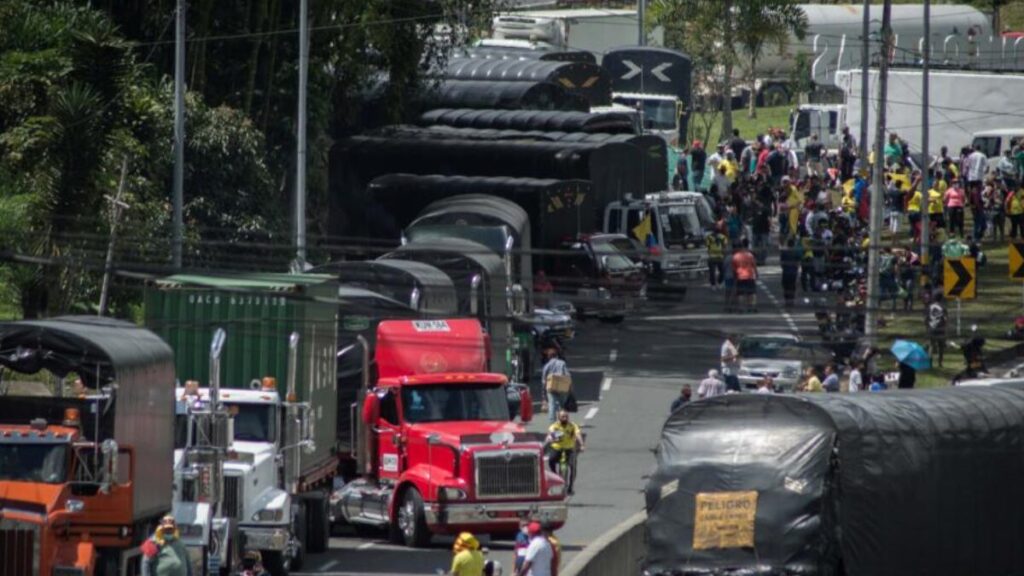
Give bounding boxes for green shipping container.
[144,273,339,477]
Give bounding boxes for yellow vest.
[1010,192,1024,216]
[907,191,922,212]
[928,189,943,215]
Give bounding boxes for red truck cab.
[332,319,567,547]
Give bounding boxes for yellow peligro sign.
[693,491,758,550]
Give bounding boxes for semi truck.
[602,47,693,149]
[791,68,1024,159]
[146,273,339,574]
[0,316,175,576]
[330,318,567,546]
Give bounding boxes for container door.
[376,390,403,481]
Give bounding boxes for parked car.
[737,333,831,391]
[545,233,647,322]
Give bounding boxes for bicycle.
[545,432,579,495]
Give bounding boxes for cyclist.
[546,410,585,495]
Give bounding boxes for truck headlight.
[547,485,565,497]
[253,509,285,522]
[65,499,85,513]
[440,487,467,501]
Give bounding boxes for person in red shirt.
[731,238,759,312]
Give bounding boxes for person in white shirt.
[967,144,988,185]
[720,335,741,392]
[698,369,726,399]
[518,522,552,576]
[848,362,863,393]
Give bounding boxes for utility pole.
[638,0,646,46]
[920,0,931,284]
[859,0,870,162]
[865,0,892,339]
[294,0,309,269]
[172,0,185,269]
[99,158,130,317]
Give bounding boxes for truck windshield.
[401,384,509,423]
[227,403,277,443]
[0,442,68,483]
[615,97,676,130]
[658,205,702,246]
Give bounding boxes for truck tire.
[261,551,289,576]
[393,487,431,547]
[303,492,330,554]
[291,503,307,571]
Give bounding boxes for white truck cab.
[612,93,683,146]
[790,104,845,153]
[603,192,708,284]
[174,380,301,575]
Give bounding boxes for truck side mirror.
[600,255,609,270]
[511,284,526,315]
[519,387,533,423]
[362,393,380,426]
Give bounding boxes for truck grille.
[0,519,39,576]
[475,451,540,499]
[224,474,242,519]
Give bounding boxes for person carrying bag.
[542,346,573,422]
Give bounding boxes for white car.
[738,333,830,392]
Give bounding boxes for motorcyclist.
[238,551,270,576]
[546,410,585,495]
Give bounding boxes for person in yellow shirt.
[782,178,802,239]
[450,532,485,576]
[927,185,944,228]
[906,187,923,241]
[841,190,856,215]
[803,367,823,393]
[1008,188,1024,238]
[720,151,739,183]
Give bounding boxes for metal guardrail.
[562,510,646,576]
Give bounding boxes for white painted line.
[609,349,618,363]
[757,280,800,335]
[357,542,375,550]
[601,377,613,392]
[584,406,599,420]
[321,560,339,570]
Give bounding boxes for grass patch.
[877,229,1024,388]
[692,105,793,146]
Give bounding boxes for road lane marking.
[357,542,375,550]
[584,406,599,420]
[757,280,799,334]
[320,560,339,570]
[601,377,613,391]
[609,349,618,363]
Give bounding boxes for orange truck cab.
[0,316,174,576]
[330,319,567,547]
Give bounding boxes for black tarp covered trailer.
[373,125,668,192]
[418,108,638,135]
[425,79,588,112]
[0,316,175,522]
[309,259,458,317]
[443,58,611,106]
[454,45,597,64]
[329,136,642,238]
[366,175,591,259]
[644,389,1024,576]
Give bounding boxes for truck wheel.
[393,487,431,547]
[304,492,330,554]
[261,551,289,576]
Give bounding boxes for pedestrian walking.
[705,225,728,289]
[898,361,917,389]
[517,521,553,576]
[848,362,864,393]
[780,237,800,308]
[822,364,840,393]
[140,516,192,576]
[754,377,774,394]
[541,346,571,423]
[449,532,485,576]
[731,239,758,312]
[670,384,692,412]
[944,182,965,237]
[803,367,823,393]
[928,295,947,367]
[514,520,530,574]
[698,369,727,398]
[720,335,742,392]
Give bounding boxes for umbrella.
[890,339,932,371]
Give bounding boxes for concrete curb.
[562,510,647,576]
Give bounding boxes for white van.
[971,128,1024,172]
[603,192,708,284]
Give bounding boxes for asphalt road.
[295,266,812,575]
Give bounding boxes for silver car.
[738,333,829,392]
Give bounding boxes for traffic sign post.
[944,257,976,337]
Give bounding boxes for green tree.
[735,0,807,119]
